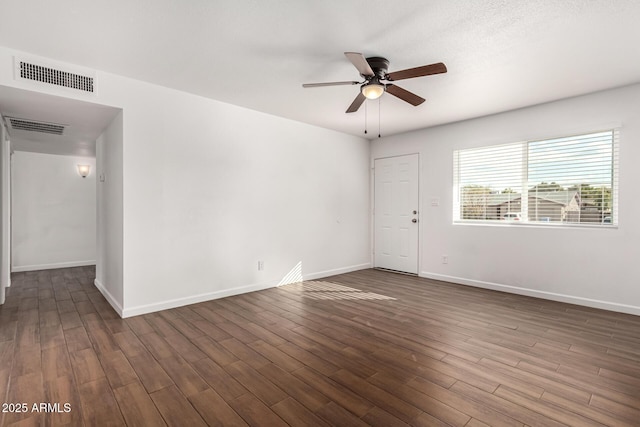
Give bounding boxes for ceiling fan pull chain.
[364,101,368,134]
[378,98,381,138]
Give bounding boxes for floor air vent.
[15,57,95,94]
[7,117,65,135]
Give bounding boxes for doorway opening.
[0,85,121,304]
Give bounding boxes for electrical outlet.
[442,255,448,264]
[257,261,264,271]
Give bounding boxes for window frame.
[453,129,619,228]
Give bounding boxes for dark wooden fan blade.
[302,81,360,88]
[345,52,375,77]
[346,92,366,113]
[387,62,447,81]
[385,84,425,106]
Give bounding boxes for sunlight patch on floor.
[282,280,395,301]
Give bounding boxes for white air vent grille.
[16,59,95,93]
[7,117,65,135]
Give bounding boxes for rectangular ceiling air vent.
[14,56,96,94]
[7,117,65,135]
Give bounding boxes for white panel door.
[374,154,419,274]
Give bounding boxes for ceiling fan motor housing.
[365,57,390,80]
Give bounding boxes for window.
[453,130,619,226]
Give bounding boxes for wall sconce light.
[77,164,90,178]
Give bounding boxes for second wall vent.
[14,56,96,94]
[7,117,65,135]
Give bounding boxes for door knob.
[412,218,418,223]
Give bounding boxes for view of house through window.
[453,130,618,225]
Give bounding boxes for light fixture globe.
[361,82,385,100]
[77,164,90,178]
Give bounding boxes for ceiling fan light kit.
[302,52,447,113]
[361,82,385,99]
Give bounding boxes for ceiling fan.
[302,52,447,113]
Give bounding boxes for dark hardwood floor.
[1,266,640,426]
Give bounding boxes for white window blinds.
[453,130,618,225]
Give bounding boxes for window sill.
[453,220,618,230]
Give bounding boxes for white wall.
[0,116,9,304]
[372,83,640,315]
[95,111,123,313]
[0,47,371,317]
[11,151,96,271]
[116,83,371,316]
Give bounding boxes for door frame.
[371,153,421,274]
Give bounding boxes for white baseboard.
[303,263,371,281]
[12,260,96,273]
[420,271,640,316]
[120,262,371,318]
[122,279,280,318]
[94,278,124,317]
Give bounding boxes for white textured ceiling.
[1,0,640,143]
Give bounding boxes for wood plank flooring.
[1,266,640,426]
